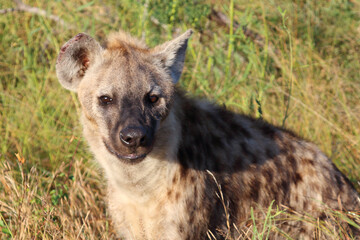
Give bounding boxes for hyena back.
[56,30,360,239]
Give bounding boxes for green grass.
[0,0,359,239]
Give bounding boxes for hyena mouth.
[103,141,152,163]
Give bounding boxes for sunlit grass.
[0,0,359,238]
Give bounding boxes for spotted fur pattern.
[56,30,360,240]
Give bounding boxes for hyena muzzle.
[56,30,360,239]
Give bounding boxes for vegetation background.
[0,0,359,239]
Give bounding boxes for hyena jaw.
[56,30,360,240]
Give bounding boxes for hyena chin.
[56,30,360,239]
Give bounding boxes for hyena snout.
[120,126,147,149]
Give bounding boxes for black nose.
[120,126,147,148]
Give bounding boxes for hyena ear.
[56,33,102,92]
[153,30,193,84]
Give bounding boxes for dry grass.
[0,159,116,239]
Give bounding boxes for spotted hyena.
[56,30,360,239]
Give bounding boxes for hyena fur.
[56,30,360,239]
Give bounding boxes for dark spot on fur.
[288,155,300,183]
[188,209,195,224]
[178,223,185,233]
[282,141,296,155]
[294,173,302,184]
[288,155,297,167]
[263,168,273,182]
[274,158,285,172]
[193,187,198,200]
[189,175,196,184]
[175,192,180,201]
[172,175,177,184]
[160,58,166,67]
[121,47,129,57]
[303,200,308,210]
[249,178,260,201]
[334,173,343,188]
[281,180,289,195]
[301,158,314,166]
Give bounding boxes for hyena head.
[56,30,192,164]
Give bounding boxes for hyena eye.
[99,95,113,105]
[148,94,159,104]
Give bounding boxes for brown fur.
[56,30,360,239]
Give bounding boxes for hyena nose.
[120,126,147,148]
